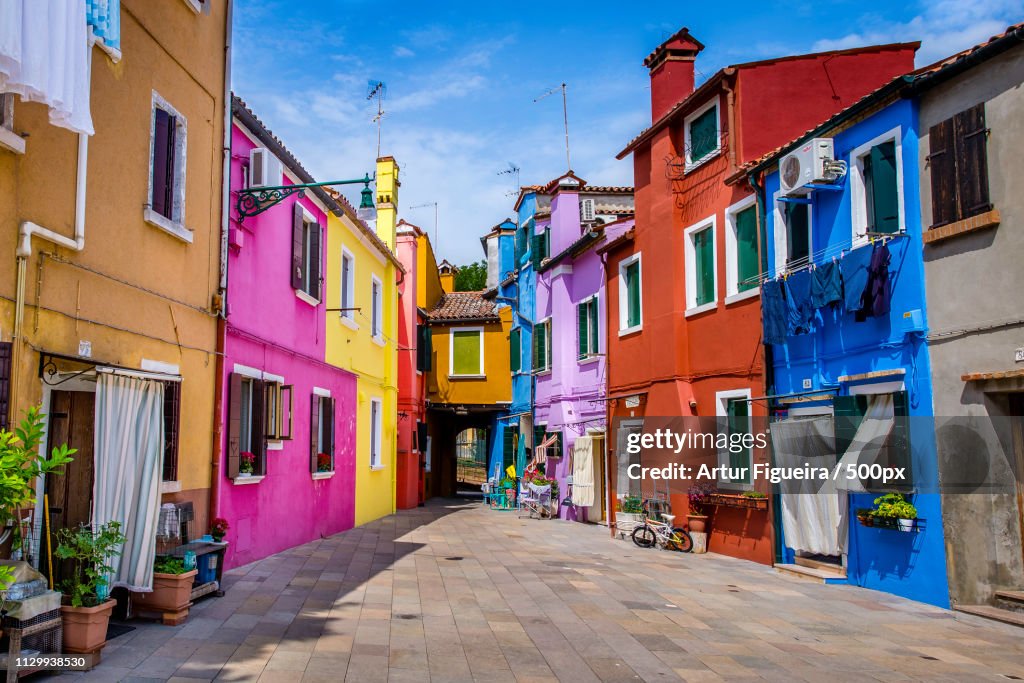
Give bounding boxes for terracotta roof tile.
[427,291,499,322]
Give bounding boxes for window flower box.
[706,493,768,511]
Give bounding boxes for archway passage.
[455,427,488,489]
[425,407,505,500]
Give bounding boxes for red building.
[605,28,918,565]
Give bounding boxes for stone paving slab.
[51,498,1024,682]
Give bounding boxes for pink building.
[215,97,358,568]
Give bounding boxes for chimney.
[375,156,399,250]
[644,28,704,122]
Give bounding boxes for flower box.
[706,493,768,511]
[857,516,924,533]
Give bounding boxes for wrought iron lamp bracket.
[235,173,374,221]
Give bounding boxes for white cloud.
[394,46,415,58]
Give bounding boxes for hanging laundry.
[761,280,788,346]
[810,260,842,309]
[863,240,892,318]
[840,246,872,315]
[784,270,814,335]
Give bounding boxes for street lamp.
[357,183,376,223]
[235,172,376,222]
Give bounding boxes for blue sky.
[233,0,1021,265]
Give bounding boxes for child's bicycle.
[630,500,693,552]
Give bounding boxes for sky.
[233,0,1022,265]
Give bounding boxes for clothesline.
[738,232,907,289]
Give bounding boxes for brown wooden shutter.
[152,109,171,219]
[309,393,320,473]
[253,379,267,474]
[226,372,242,478]
[292,202,305,290]
[927,117,957,228]
[953,103,990,218]
[309,221,322,300]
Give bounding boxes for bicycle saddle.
[661,514,676,523]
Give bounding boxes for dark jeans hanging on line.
[784,270,814,335]
[863,241,892,319]
[761,280,788,346]
[811,261,843,310]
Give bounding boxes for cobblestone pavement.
[65,498,1024,682]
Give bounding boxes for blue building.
[747,88,950,607]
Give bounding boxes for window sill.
[618,325,642,338]
[685,301,717,318]
[372,335,386,347]
[578,355,601,365]
[144,209,194,244]
[724,288,759,305]
[312,471,335,480]
[267,440,283,451]
[232,475,265,485]
[685,149,721,174]
[339,315,359,330]
[449,374,485,380]
[160,480,181,494]
[0,127,25,155]
[923,208,1000,245]
[182,0,204,13]
[295,290,320,307]
[370,464,386,471]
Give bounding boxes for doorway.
[1009,393,1024,567]
[588,433,606,523]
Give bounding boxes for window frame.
[534,318,552,374]
[684,215,718,316]
[161,380,182,482]
[145,91,192,243]
[771,192,814,276]
[0,94,24,155]
[577,295,600,362]
[617,253,642,336]
[927,104,991,228]
[715,389,753,490]
[683,97,721,171]
[339,247,357,326]
[724,195,760,303]
[369,397,384,469]
[510,327,522,373]
[312,390,335,476]
[236,376,267,477]
[263,380,293,443]
[370,275,384,343]
[850,126,905,246]
[449,326,485,378]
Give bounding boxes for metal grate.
[0,341,11,430]
[163,380,180,481]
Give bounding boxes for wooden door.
[44,390,96,586]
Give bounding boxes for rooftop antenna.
[497,162,520,198]
[534,83,571,171]
[410,201,439,249]
[367,80,386,158]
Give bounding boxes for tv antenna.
[410,201,439,249]
[497,162,520,198]
[367,80,387,158]
[534,83,571,171]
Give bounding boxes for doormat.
[106,622,136,641]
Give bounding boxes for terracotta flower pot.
[687,514,708,533]
[61,599,115,654]
[132,569,197,614]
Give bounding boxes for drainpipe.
[722,69,738,172]
[209,0,233,523]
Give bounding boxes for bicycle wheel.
[631,524,657,548]
[665,527,693,552]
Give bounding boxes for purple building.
[532,173,633,522]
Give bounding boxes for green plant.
[871,493,917,519]
[499,477,516,489]
[153,556,188,575]
[621,496,643,514]
[53,521,126,608]
[239,452,255,474]
[742,491,767,499]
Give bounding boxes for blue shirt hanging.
[784,270,814,335]
[811,261,842,310]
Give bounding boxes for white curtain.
[772,416,846,556]
[93,373,165,592]
[571,436,595,507]
[835,394,895,493]
[0,0,94,134]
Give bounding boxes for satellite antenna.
[534,83,571,171]
[410,201,439,249]
[367,80,386,158]
[497,162,520,198]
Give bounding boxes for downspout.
[722,69,738,171]
[599,250,614,532]
[208,0,233,523]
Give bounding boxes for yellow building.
[325,157,403,526]
[0,1,228,586]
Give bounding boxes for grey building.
[918,24,1024,616]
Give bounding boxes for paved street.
[71,499,1024,682]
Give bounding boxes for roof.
[536,228,604,273]
[580,186,634,194]
[737,23,1024,179]
[596,227,635,255]
[427,291,500,323]
[232,94,403,272]
[617,42,921,160]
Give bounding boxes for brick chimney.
[644,28,704,122]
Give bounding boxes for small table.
[164,541,229,601]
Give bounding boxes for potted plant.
[210,517,229,543]
[316,453,332,473]
[238,451,255,477]
[54,521,126,655]
[856,508,874,527]
[131,556,198,626]
[871,493,917,531]
[687,482,715,533]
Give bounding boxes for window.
[510,327,522,372]
[0,94,24,155]
[502,426,519,471]
[369,398,383,468]
[577,297,599,360]
[684,218,717,314]
[146,94,190,241]
[618,254,642,334]
[162,381,181,482]
[725,198,760,299]
[311,392,335,474]
[531,227,551,268]
[371,276,383,340]
[292,204,321,301]
[928,103,990,228]
[533,319,551,372]
[716,390,752,487]
[834,389,911,491]
[450,328,484,377]
[684,99,720,168]
[616,421,644,497]
[340,249,355,320]
[416,324,432,372]
[229,374,267,478]
[263,381,293,441]
[851,127,903,242]
[0,341,10,431]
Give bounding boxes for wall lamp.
[236,173,377,222]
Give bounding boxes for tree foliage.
[454,261,487,291]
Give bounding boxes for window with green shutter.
[864,140,899,234]
[503,426,518,471]
[577,297,599,360]
[693,226,714,306]
[687,103,719,164]
[624,260,641,328]
[533,320,550,372]
[510,327,521,373]
[735,206,759,292]
[451,329,482,376]
[726,398,751,484]
[785,203,810,265]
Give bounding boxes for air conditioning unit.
[580,198,595,223]
[248,147,283,189]
[780,138,838,196]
